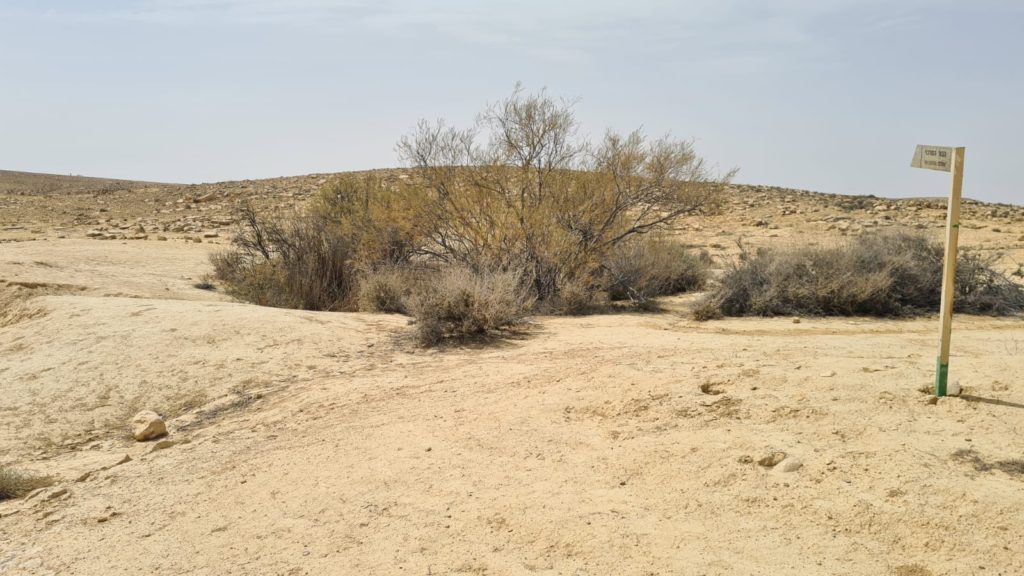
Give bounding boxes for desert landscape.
[2,167,1023,576]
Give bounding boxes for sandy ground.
[1,236,1023,576]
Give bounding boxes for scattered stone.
[699,382,725,395]
[149,439,177,453]
[778,459,803,473]
[820,371,836,378]
[74,454,132,482]
[792,317,801,324]
[757,452,787,468]
[26,486,68,503]
[130,411,167,441]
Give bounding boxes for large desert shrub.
[601,236,709,304]
[214,86,732,342]
[211,204,357,311]
[406,267,534,345]
[394,85,732,305]
[694,232,1024,319]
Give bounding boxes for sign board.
[911,145,954,172]
[910,144,965,397]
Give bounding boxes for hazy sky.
[2,1,1022,202]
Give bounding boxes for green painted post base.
[935,358,949,397]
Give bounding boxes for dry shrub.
[357,266,419,313]
[314,173,423,267]
[0,285,45,328]
[695,232,1024,319]
[396,84,731,304]
[407,267,534,345]
[213,86,732,336]
[211,204,357,311]
[601,236,709,305]
[0,466,54,501]
[547,274,597,315]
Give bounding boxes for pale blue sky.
[1,1,1021,202]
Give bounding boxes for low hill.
[0,170,172,196]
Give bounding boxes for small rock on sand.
[779,459,803,473]
[758,452,787,468]
[131,411,167,441]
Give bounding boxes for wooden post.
[935,147,965,397]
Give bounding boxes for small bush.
[0,286,45,328]
[357,267,417,313]
[602,236,710,305]
[212,204,357,311]
[549,274,597,315]
[0,466,54,501]
[695,232,1024,319]
[407,267,534,345]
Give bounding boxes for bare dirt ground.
[2,172,1024,575]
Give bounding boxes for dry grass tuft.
[357,266,421,314]
[0,466,54,501]
[407,267,534,346]
[0,285,46,328]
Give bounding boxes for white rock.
[779,459,803,473]
[130,411,167,441]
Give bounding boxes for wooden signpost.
[911,145,966,397]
